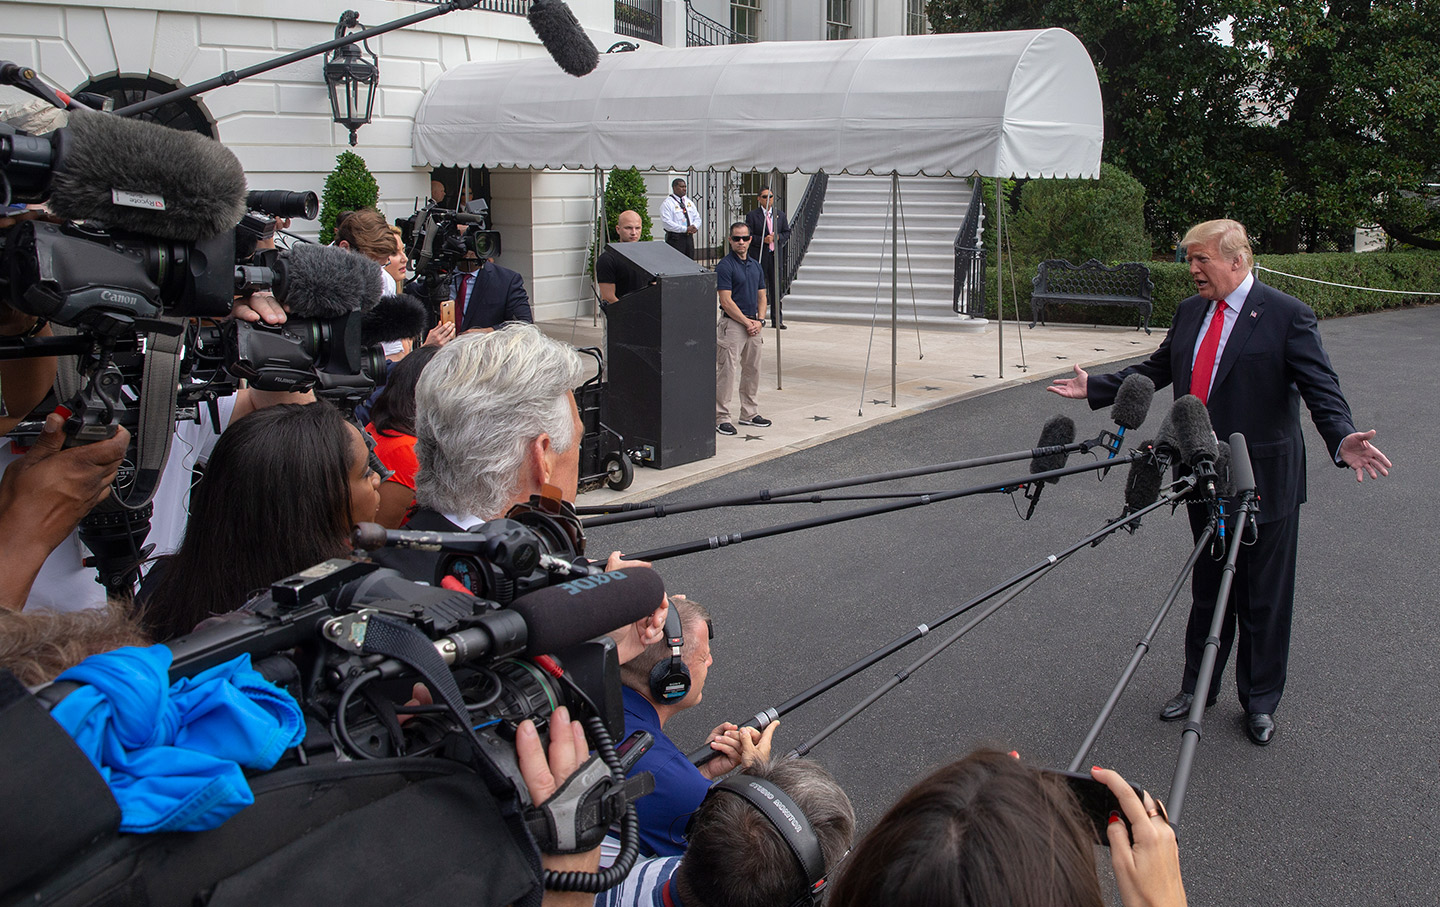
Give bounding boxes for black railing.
[782,171,828,296]
[952,178,986,318]
[415,0,529,13]
[614,0,663,44]
[685,0,752,46]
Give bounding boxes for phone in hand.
[1044,769,1145,847]
[439,298,456,327]
[615,730,654,775]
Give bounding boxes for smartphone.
[1044,769,1145,847]
[615,730,654,775]
[439,298,456,327]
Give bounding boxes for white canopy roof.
[412,29,1103,179]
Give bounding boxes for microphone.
[1228,432,1256,496]
[1024,415,1075,519]
[361,293,429,346]
[507,567,666,656]
[1107,374,1155,457]
[43,110,248,241]
[269,243,385,318]
[1123,439,1165,513]
[528,0,600,77]
[1168,395,1220,499]
[1214,440,1235,498]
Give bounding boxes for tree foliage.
[319,150,380,245]
[1009,163,1152,264]
[928,0,1440,253]
[603,167,654,241]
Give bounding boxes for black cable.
[332,667,384,759]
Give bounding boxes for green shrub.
[319,150,380,245]
[1008,164,1151,266]
[603,167,653,241]
[988,251,1439,329]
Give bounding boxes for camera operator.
[615,594,779,857]
[596,758,855,907]
[371,324,665,660]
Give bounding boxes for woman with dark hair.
[140,403,380,642]
[365,345,440,529]
[830,750,1186,907]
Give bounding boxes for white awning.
[412,29,1102,179]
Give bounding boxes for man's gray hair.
[676,758,856,907]
[414,324,584,519]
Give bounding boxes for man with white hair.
[370,323,664,659]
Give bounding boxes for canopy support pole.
[996,177,1004,379]
[890,171,899,407]
[773,168,783,391]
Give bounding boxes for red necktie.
[1191,300,1227,406]
[458,274,472,323]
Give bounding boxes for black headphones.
[647,605,691,703]
[691,775,830,907]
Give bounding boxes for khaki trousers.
[715,316,762,424]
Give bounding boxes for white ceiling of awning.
[411,29,1103,179]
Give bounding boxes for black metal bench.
[1030,258,1153,334]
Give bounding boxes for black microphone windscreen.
[1111,374,1155,431]
[277,243,384,319]
[1170,395,1219,467]
[47,111,248,241]
[1214,440,1235,497]
[528,0,600,77]
[1030,415,1076,475]
[1124,440,1165,511]
[362,293,429,345]
[1227,432,1256,494]
[508,566,665,656]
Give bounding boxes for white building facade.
[2,0,923,320]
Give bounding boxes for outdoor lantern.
[323,11,379,147]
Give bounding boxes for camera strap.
[121,326,184,509]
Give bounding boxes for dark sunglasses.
[731,235,752,242]
[759,194,772,199]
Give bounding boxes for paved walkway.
[538,316,1164,504]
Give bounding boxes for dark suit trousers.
[1182,504,1300,714]
[665,231,695,259]
[758,249,782,321]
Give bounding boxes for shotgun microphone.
[1169,395,1220,500]
[528,0,600,76]
[1106,374,1155,458]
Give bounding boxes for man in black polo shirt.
[596,210,649,306]
[714,222,769,436]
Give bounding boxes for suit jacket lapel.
[1209,281,1265,396]
[1173,298,1206,396]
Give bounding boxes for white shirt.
[659,195,700,234]
[1189,271,1253,399]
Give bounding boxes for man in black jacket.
[744,187,790,327]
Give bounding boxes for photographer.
[829,751,1186,907]
[617,595,779,857]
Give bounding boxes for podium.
[602,241,716,469]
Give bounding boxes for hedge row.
[985,251,1440,329]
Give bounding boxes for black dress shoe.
[1159,691,1218,721]
[1246,712,1276,746]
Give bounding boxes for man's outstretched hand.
[1339,430,1392,482]
[1047,364,1090,399]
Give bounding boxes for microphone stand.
[1067,517,1216,772]
[577,435,1109,524]
[1167,434,1258,826]
[622,451,1138,563]
[110,0,484,117]
[686,476,1195,767]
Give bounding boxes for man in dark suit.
[745,187,790,327]
[1048,219,1391,745]
[448,251,532,332]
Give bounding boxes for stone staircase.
[782,174,987,332]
